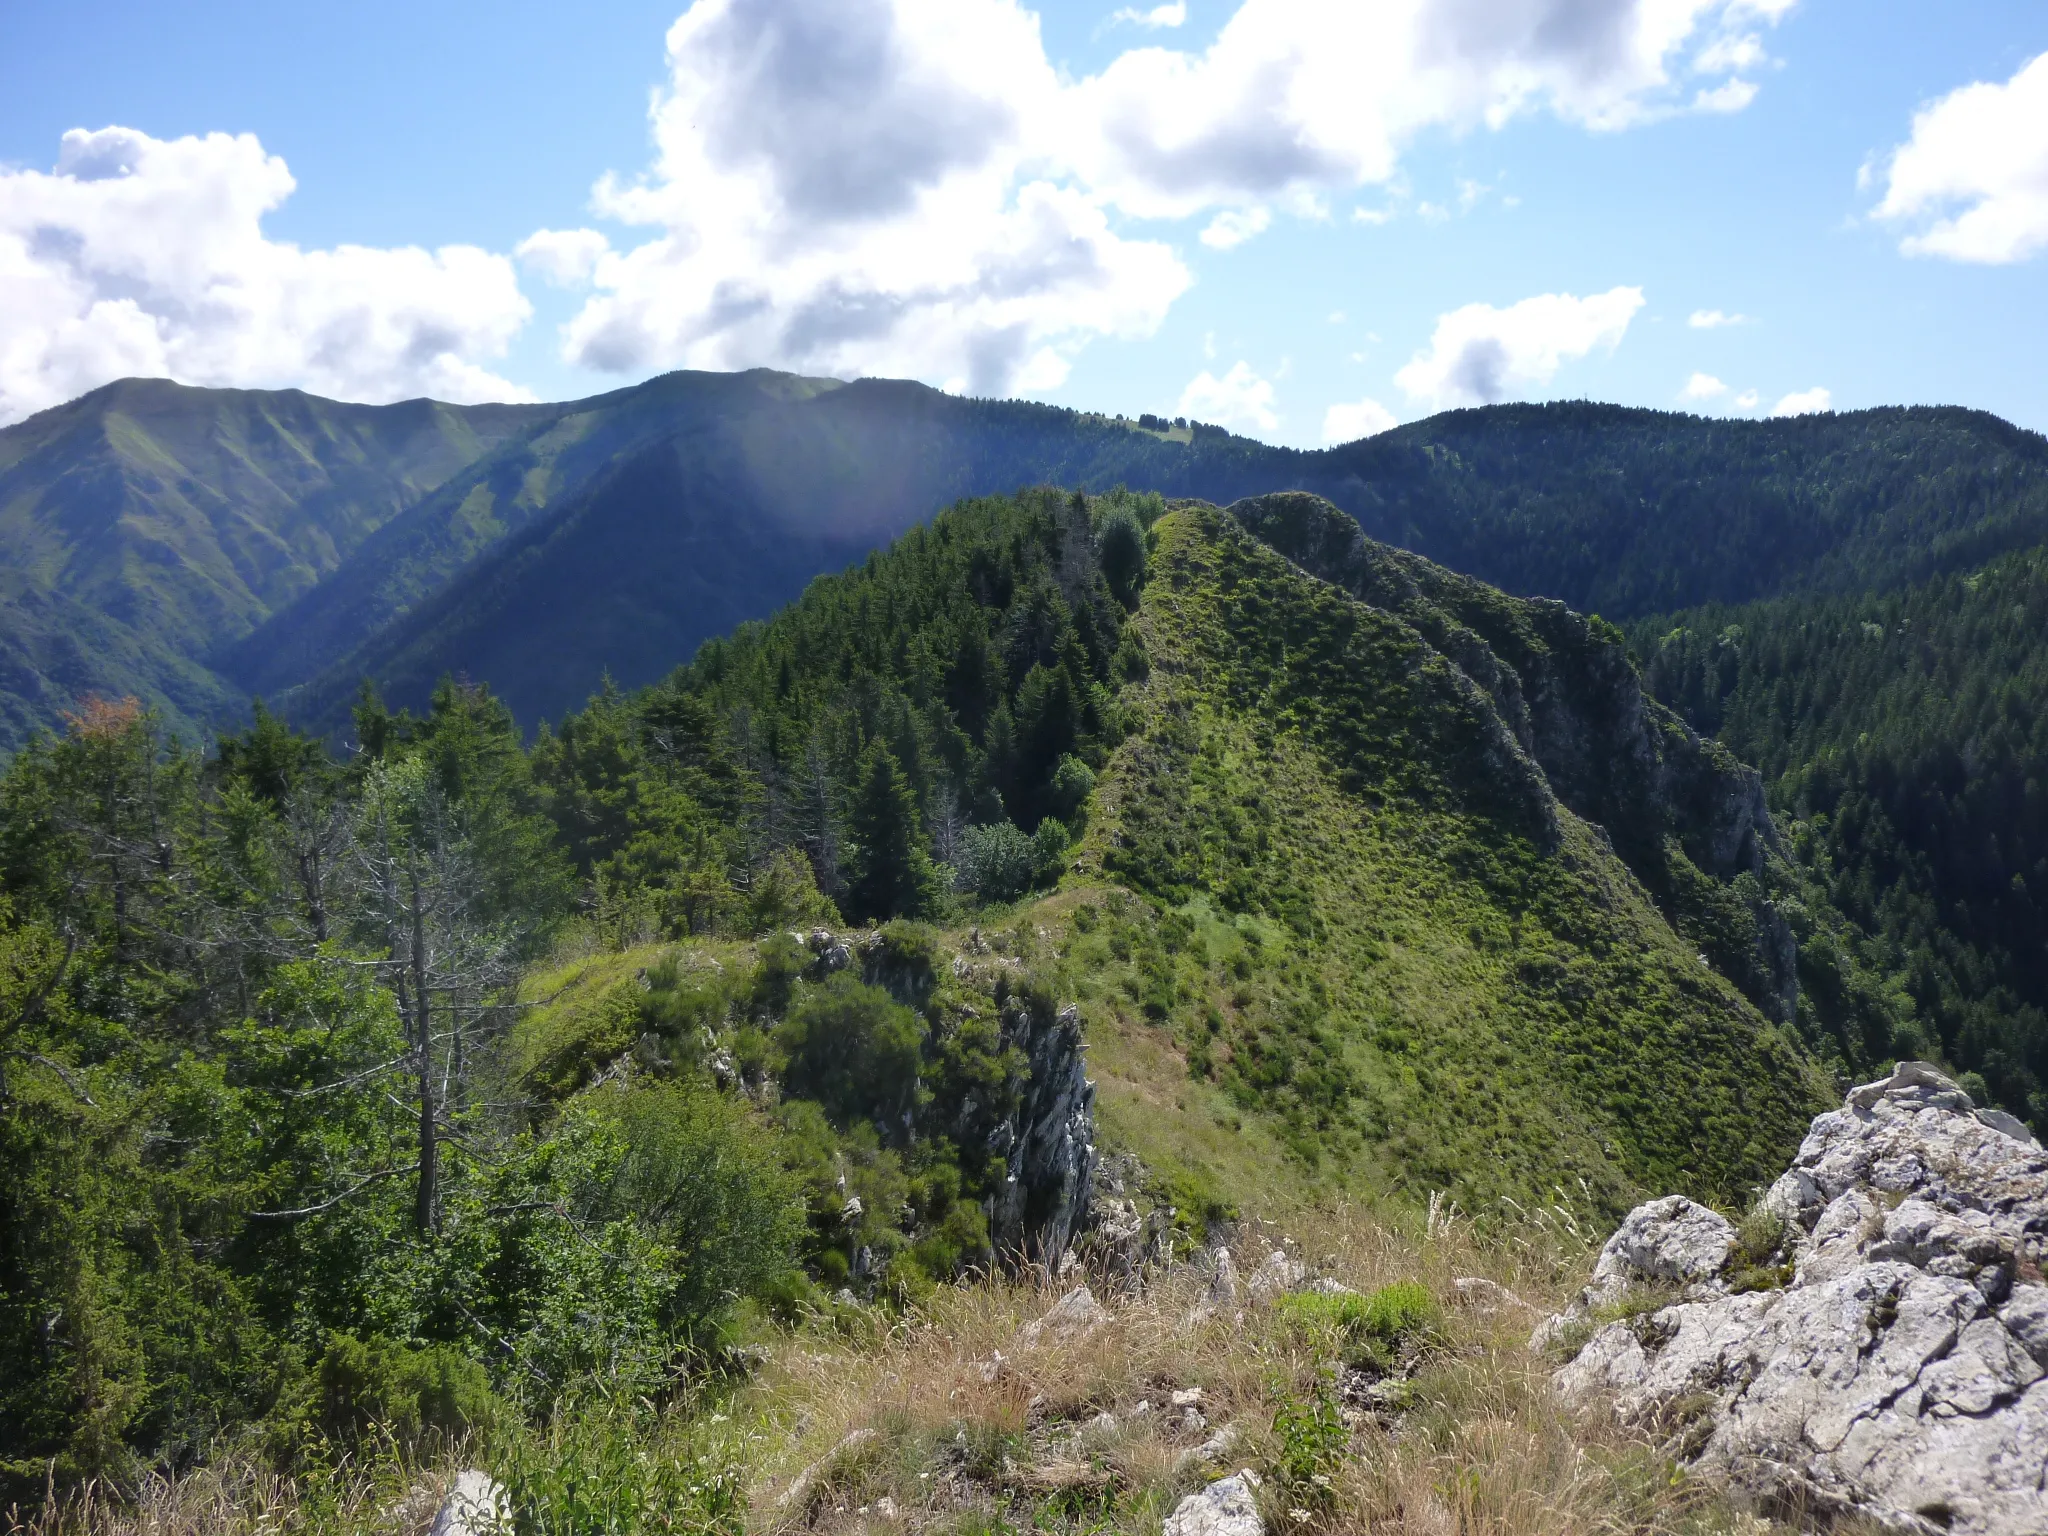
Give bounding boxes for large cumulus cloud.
[0,127,532,425]
[1874,51,2048,265]
[536,0,1792,396]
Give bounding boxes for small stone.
[1162,1470,1264,1536]
[1247,1250,1308,1303]
[1175,1422,1244,1472]
[1172,1386,1206,1408]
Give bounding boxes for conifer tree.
[843,741,933,923]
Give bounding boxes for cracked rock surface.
[1541,1062,2047,1535]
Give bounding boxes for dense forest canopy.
[1635,544,2048,1126]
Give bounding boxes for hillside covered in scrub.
[0,480,1896,1527]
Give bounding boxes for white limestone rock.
[429,1471,508,1536]
[1162,1470,1264,1536]
[1245,1250,1308,1303]
[1541,1061,2048,1536]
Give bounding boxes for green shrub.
[494,1401,742,1536]
[1030,817,1071,882]
[587,1082,805,1338]
[1050,754,1097,824]
[311,1333,495,1451]
[776,973,926,1131]
[746,847,841,935]
[1272,1382,1347,1507]
[1277,1280,1443,1373]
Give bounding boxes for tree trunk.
[409,856,438,1236]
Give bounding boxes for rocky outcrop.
[1228,490,1798,1022]
[1542,1062,2048,1535]
[991,999,1096,1264]
[800,928,1098,1268]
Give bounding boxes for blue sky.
[2,0,2044,446]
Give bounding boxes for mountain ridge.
[5,371,2048,760]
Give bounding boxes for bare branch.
[247,1163,414,1221]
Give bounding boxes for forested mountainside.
[1634,544,2048,1129]
[1,484,1836,1507]
[5,372,2045,753]
[0,378,554,752]
[288,400,2048,732]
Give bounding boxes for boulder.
[429,1470,508,1536]
[1541,1062,2048,1535]
[1162,1469,1264,1536]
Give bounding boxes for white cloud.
[1200,206,1272,249]
[1771,385,1830,416]
[545,0,1794,396]
[1179,360,1278,435]
[1875,52,2048,264]
[516,228,612,286]
[1733,388,1759,410]
[1681,371,1726,401]
[1394,286,1644,411]
[1687,307,1749,328]
[1322,396,1397,442]
[1692,78,1758,114]
[552,0,1187,397]
[1064,0,1792,221]
[1110,1,1186,25]
[0,126,533,426]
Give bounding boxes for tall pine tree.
[843,741,935,923]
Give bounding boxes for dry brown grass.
[731,1208,1807,1536]
[3,1453,462,1536]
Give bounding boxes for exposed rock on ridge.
[803,928,1096,1267]
[1542,1062,2048,1535]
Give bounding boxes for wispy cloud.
[1108,2,1186,26]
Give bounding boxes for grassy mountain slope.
[1636,544,2048,1123]
[1078,500,1824,1212]
[0,378,550,749]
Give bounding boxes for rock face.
[1161,1470,1264,1536]
[1543,1063,2048,1535]
[989,999,1097,1265]
[803,929,1097,1268]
